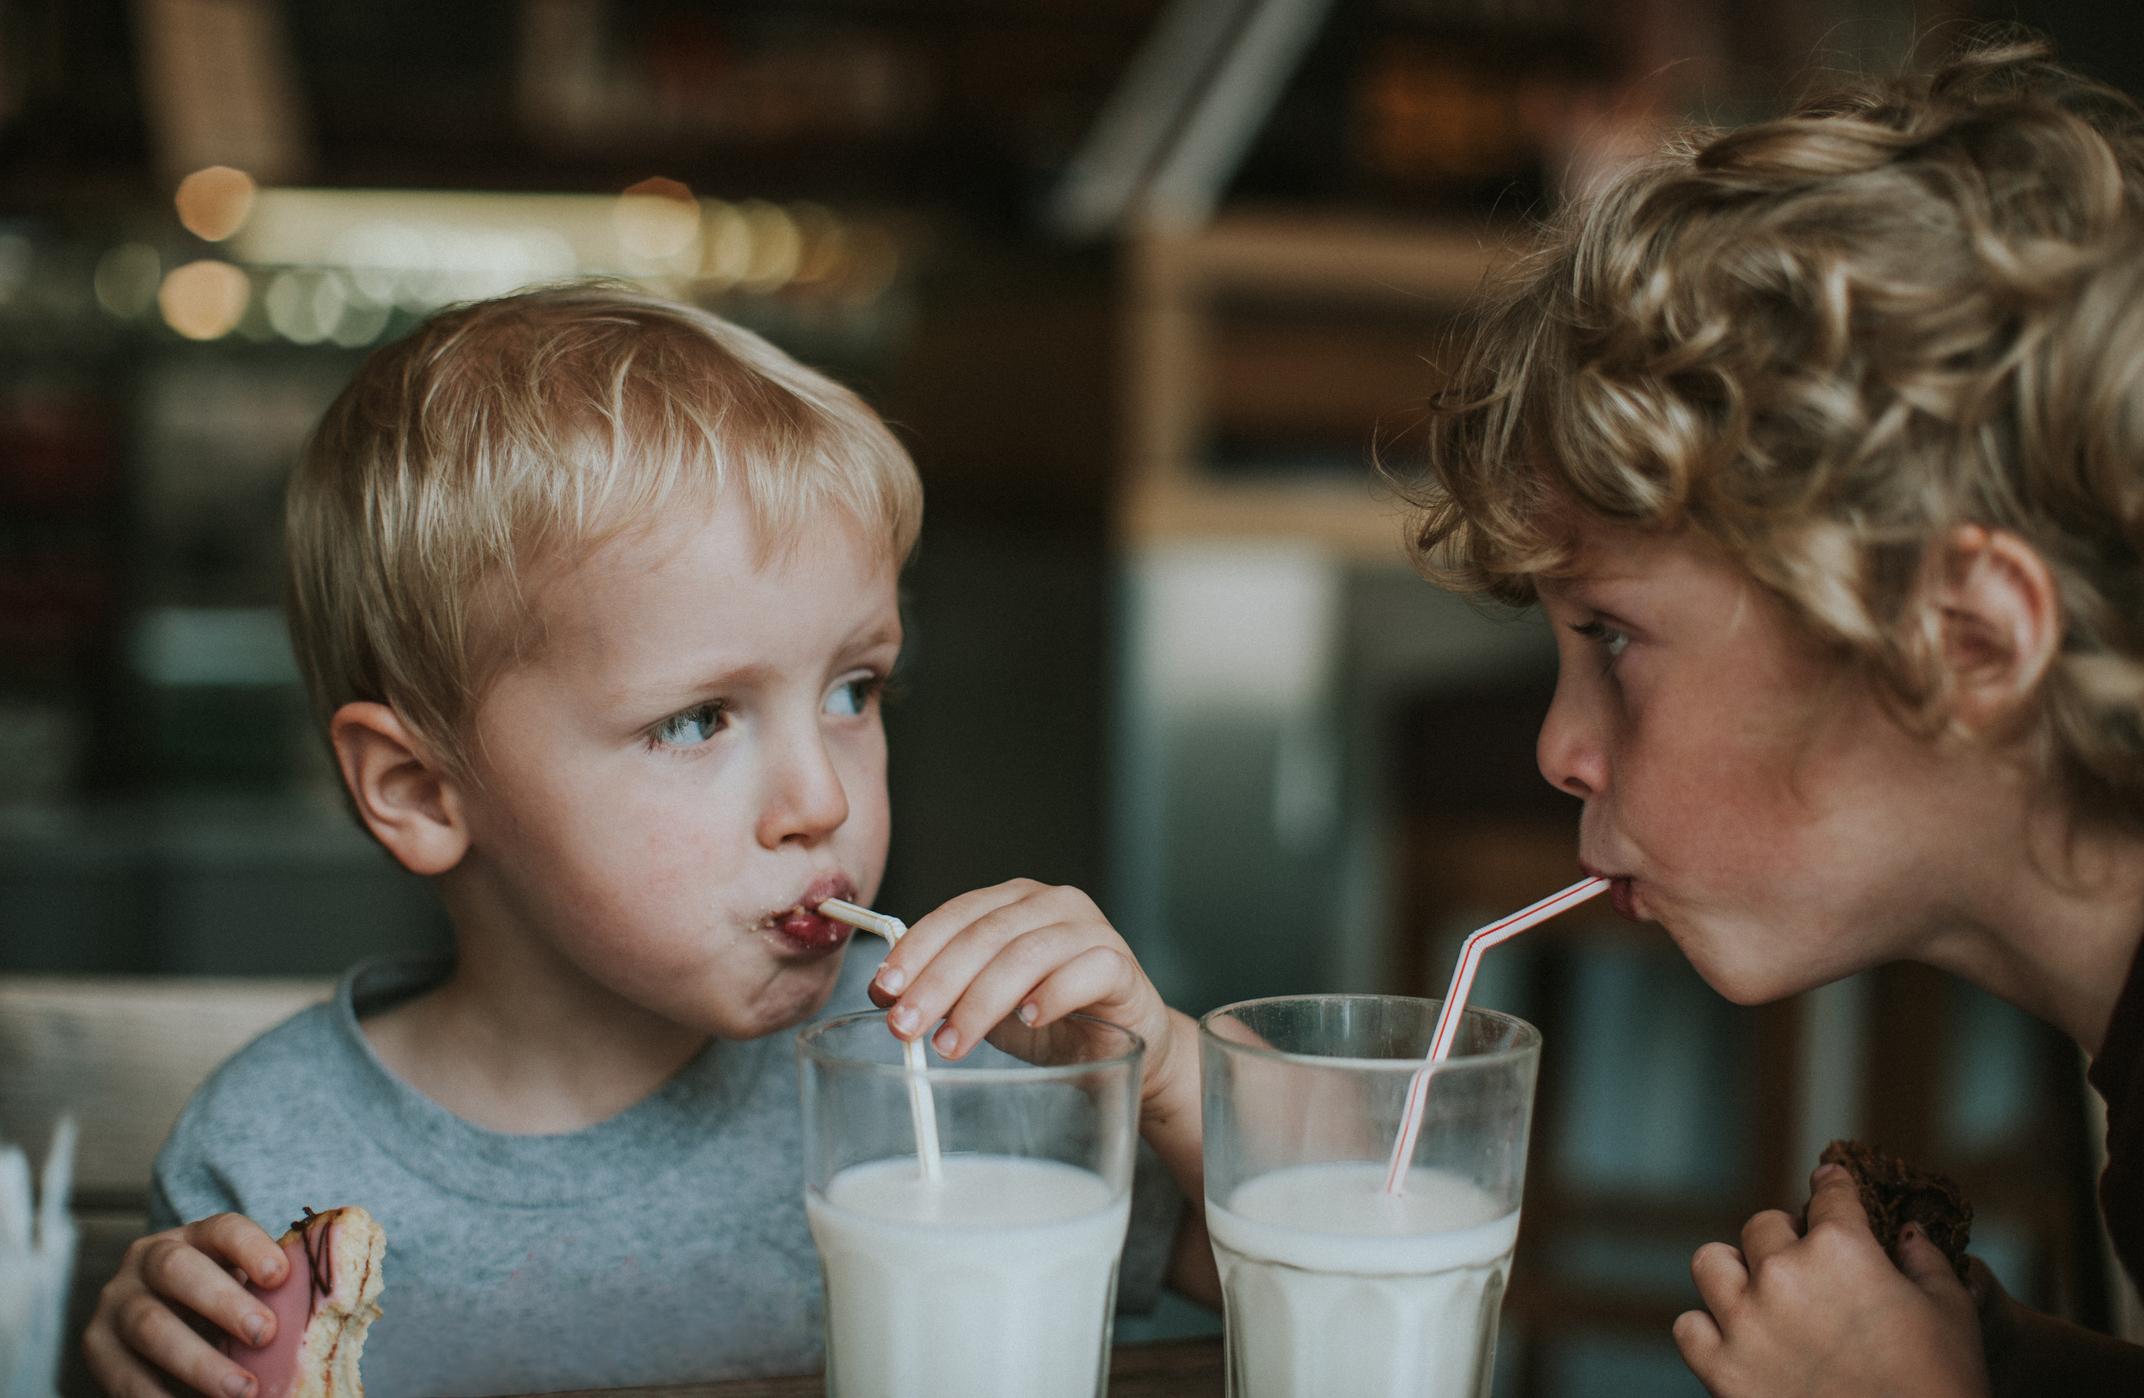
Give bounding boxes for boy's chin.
[709,955,847,1039]
[1669,923,1808,1007]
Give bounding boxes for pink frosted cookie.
[223,1205,386,1397]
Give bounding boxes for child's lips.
[762,874,858,956]
[772,908,850,954]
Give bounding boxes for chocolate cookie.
[1803,1139,1973,1281]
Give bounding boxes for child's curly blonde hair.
[1407,36,2144,830]
[286,283,923,783]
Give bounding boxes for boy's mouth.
[1582,862,1643,922]
[763,874,858,957]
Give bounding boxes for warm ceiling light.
[158,260,251,339]
[175,166,259,242]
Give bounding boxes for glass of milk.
[1201,994,1541,1398]
[797,1011,1143,1398]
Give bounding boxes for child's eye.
[825,674,884,719]
[652,701,726,748]
[1571,618,1631,665]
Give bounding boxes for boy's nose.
[1536,677,1606,800]
[757,733,851,847]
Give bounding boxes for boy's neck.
[1920,806,2144,1054]
[360,949,711,1135]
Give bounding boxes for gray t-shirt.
[151,954,1181,1396]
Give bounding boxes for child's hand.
[1674,1164,1989,1398]
[83,1213,288,1398]
[869,878,1191,1108]
[872,879,1220,1305]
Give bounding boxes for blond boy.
[84,286,1205,1397]
[1404,36,2144,1397]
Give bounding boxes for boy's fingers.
[1019,945,1138,1029]
[1671,1308,1724,1373]
[881,880,1039,977]
[81,1326,183,1398]
[892,898,1070,1034]
[928,922,1092,1056]
[138,1239,275,1347]
[1896,1226,1967,1299]
[1738,1209,1800,1267]
[1802,1165,1873,1235]
[113,1291,257,1398]
[1689,1241,1749,1314]
[186,1213,286,1287]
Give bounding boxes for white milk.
[1206,1162,1520,1398]
[807,1154,1131,1398]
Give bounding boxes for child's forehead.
[1537,514,1710,590]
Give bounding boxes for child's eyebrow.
[615,661,778,712]
[840,619,903,652]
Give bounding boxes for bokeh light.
[157,260,251,339]
[614,177,701,266]
[175,166,259,242]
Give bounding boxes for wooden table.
[533,1336,1225,1397]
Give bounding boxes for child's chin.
[720,960,846,1038]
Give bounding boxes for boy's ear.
[329,702,471,876]
[1927,524,2061,736]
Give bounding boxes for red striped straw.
[1382,876,1610,1195]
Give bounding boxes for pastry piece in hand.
[1807,1139,1973,1281]
[222,1205,386,1397]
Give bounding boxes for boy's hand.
[84,1213,287,1398]
[1674,1164,1989,1398]
[870,879,1188,1103]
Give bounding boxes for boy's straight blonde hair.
[286,283,923,780]
[1407,36,2144,829]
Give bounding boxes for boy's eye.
[1571,618,1631,662]
[825,675,883,719]
[653,701,726,748]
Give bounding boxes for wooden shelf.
[1116,211,1522,561]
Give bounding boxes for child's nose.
[1536,675,1607,800]
[757,732,851,847]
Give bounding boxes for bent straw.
[818,897,944,1183]
[1382,875,1610,1195]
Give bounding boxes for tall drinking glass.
[1201,994,1541,1398]
[798,1011,1143,1398]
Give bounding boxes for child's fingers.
[1671,1308,1724,1375]
[1689,1240,1749,1315]
[184,1212,286,1288]
[80,1324,184,1398]
[1802,1164,1873,1237]
[888,887,1090,1024]
[1896,1225,1970,1304]
[926,923,1102,1056]
[1737,1209,1800,1269]
[1017,945,1139,1030]
[110,1287,258,1398]
[894,906,1077,1046]
[137,1237,275,1347]
[878,880,1042,988]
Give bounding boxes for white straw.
[818,898,944,1183]
[1382,876,1610,1195]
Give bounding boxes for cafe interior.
[3,0,2142,1393]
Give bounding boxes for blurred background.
[2,0,2141,1392]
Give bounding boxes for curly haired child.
[1405,35,2144,1397]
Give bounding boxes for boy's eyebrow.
[618,619,902,711]
[839,617,904,652]
[617,661,779,710]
